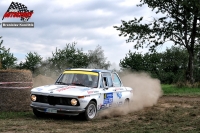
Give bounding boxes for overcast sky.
[0,0,166,70]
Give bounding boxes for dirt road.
[1,95,200,133]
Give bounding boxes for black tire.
[81,101,97,121]
[124,98,129,106]
[33,109,45,117]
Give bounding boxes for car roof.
[64,68,111,73]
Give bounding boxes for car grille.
[34,95,80,106]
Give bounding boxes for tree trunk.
[186,10,198,84]
[186,49,194,83]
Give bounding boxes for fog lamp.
[31,95,37,101]
[71,99,77,106]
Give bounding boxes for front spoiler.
[30,103,85,116]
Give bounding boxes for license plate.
[46,108,57,113]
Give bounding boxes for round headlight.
[31,95,37,101]
[71,99,77,106]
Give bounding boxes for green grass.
[162,84,200,96]
[0,111,32,119]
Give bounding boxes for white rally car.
[30,69,133,120]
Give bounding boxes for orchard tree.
[0,36,17,69]
[120,51,162,78]
[18,52,42,74]
[120,51,144,71]
[114,0,200,83]
[159,46,188,83]
[120,46,189,83]
[87,45,111,69]
[143,52,162,77]
[50,42,89,73]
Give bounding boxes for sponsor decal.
[98,103,112,110]
[79,100,87,103]
[103,93,113,104]
[116,101,123,106]
[114,88,124,91]
[87,90,99,94]
[48,86,65,91]
[82,88,90,91]
[36,88,43,91]
[56,86,75,92]
[98,104,106,110]
[117,92,122,99]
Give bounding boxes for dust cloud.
[33,75,55,88]
[98,71,163,118]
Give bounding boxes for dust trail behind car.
[98,71,163,118]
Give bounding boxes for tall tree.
[114,0,200,83]
[0,36,17,69]
[87,45,111,69]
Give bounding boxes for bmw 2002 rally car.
[30,69,133,120]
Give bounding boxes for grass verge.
[162,84,200,96]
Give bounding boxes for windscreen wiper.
[55,82,70,85]
[71,83,86,87]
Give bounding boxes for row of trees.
[1,36,200,84]
[0,36,17,69]
[0,38,110,78]
[120,46,200,84]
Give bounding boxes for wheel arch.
[85,99,97,108]
[90,99,97,105]
[125,98,130,103]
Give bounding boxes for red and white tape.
[0,86,32,89]
[0,82,33,84]
[0,82,33,89]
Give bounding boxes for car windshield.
[55,70,99,88]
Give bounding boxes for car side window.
[112,73,121,87]
[101,72,113,87]
[100,76,107,88]
[107,76,113,87]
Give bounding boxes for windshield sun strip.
[63,71,98,76]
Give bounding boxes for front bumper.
[30,102,85,115]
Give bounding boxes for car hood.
[31,84,94,96]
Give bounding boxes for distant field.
[162,84,200,96]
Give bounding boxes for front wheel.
[81,101,97,120]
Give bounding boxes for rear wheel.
[124,98,129,106]
[81,101,97,120]
[33,109,45,117]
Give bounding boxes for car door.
[112,72,126,106]
[97,72,117,110]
